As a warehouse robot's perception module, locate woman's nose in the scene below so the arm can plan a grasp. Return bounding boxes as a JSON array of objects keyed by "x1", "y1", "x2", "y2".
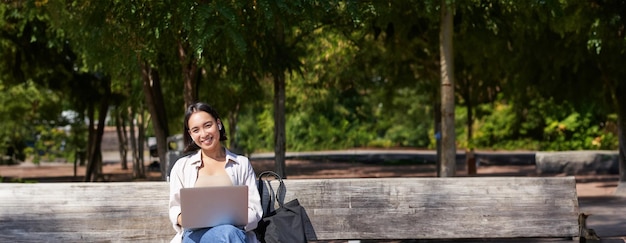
[{"x1": 202, "y1": 126, "x2": 212, "y2": 136}]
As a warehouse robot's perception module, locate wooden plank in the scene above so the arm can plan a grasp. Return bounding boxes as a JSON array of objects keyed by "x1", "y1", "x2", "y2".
[
  {"x1": 268, "y1": 177, "x2": 580, "y2": 240},
  {"x1": 0, "y1": 182, "x2": 171, "y2": 242},
  {"x1": 0, "y1": 177, "x2": 580, "y2": 241}
]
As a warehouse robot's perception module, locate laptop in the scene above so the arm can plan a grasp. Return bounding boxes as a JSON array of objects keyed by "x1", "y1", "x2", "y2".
[{"x1": 180, "y1": 185, "x2": 248, "y2": 229}]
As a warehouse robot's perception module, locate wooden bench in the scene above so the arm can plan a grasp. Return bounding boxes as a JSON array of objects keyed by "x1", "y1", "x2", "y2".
[{"x1": 0, "y1": 177, "x2": 586, "y2": 242}]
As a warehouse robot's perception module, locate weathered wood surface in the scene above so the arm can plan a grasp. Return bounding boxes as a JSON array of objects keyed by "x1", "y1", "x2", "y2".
[
  {"x1": 270, "y1": 177, "x2": 580, "y2": 240},
  {"x1": 0, "y1": 182, "x2": 171, "y2": 243},
  {"x1": 0, "y1": 177, "x2": 580, "y2": 242}
]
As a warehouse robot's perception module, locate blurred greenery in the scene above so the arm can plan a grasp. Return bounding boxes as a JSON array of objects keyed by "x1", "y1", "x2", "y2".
[{"x1": 0, "y1": 0, "x2": 623, "y2": 165}]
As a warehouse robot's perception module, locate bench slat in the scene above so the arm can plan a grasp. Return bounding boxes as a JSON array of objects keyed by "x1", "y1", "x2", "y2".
[
  {"x1": 271, "y1": 177, "x2": 580, "y2": 240},
  {"x1": 0, "y1": 182, "x2": 171, "y2": 242},
  {"x1": 0, "y1": 177, "x2": 580, "y2": 242}
]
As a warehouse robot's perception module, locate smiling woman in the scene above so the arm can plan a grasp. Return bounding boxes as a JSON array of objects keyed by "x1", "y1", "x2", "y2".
[
  {"x1": 183, "y1": 103, "x2": 228, "y2": 153},
  {"x1": 168, "y1": 102, "x2": 262, "y2": 243}
]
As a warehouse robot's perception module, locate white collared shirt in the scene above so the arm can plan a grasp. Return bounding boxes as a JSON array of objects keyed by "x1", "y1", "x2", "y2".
[{"x1": 168, "y1": 149, "x2": 262, "y2": 243}]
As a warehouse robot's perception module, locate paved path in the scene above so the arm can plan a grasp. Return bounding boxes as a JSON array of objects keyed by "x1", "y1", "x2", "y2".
[{"x1": 251, "y1": 149, "x2": 537, "y2": 165}]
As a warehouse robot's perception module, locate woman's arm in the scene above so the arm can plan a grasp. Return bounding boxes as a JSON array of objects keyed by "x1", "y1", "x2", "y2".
[
  {"x1": 242, "y1": 158, "x2": 263, "y2": 232},
  {"x1": 168, "y1": 158, "x2": 186, "y2": 234}
]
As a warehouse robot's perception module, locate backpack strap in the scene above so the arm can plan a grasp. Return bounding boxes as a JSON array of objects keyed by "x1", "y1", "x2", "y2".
[{"x1": 257, "y1": 171, "x2": 286, "y2": 216}]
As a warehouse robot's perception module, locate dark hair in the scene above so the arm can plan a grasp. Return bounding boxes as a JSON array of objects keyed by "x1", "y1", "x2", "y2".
[{"x1": 183, "y1": 102, "x2": 227, "y2": 153}]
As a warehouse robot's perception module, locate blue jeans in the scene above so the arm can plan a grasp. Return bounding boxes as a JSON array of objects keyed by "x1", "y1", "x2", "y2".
[{"x1": 183, "y1": 225, "x2": 247, "y2": 243}]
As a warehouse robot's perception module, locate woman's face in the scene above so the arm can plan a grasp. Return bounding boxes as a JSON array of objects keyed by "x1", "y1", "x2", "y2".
[{"x1": 187, "y1": 111, "x2": 221, "y2": 151}]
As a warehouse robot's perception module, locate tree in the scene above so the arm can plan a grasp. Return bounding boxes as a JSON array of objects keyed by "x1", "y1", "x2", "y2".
[
  {"x1": 241, "y1": 0, "x2": 342, "y2": 177},
  {"x1": 48, "y1": 1, "x2": 177, "y2": 179},
  {"x1": 0, "y1": 1, "x2": 99, "y2": 168},
  {"x1": 578, "y1": 1, "x2": 626, "y2": 194},
  {"x1": 178, "y1": 1, "x2": 265, "y2": 154},
  {"x1": 453, "y1": 1, "x2": 511, "y2": 148},
  {"x1": 439, "y1": 0, "x2": 456, "y2": 177},
  {"x1": 501, "y1": 1, "x2": 625, "y2": 191},
  {"x1": 84, "y1": 75, "x2": 110, "y2": 182}
]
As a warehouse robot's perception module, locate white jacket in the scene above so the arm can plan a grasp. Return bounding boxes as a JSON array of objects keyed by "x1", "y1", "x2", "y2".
[{"x1": 168, "y1": 149, "x2": 262, "y2": 243}]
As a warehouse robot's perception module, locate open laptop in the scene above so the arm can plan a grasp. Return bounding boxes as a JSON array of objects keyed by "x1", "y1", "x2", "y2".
[{"x1": 180, "y1": 185, "x2": 248, "y2": 229}]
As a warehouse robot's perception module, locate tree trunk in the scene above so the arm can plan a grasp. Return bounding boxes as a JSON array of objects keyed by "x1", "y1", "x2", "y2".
[
  {"x1": 77, "y1": 109, "x2": 88, "y2": 167},
  {"x1": 178, "y1": 40, "x2": 198, "y2": 109},
  {"x1": 615, "y1": 81, "x2": 626, "y2": 195},
  {"x1": 128, "y1": 106, "x2": 140, "y2": 178},
  {"x1": 272, "y1": 17, "x2": 287, "y2": 178},
  {"x1": 439, "y1": 0, "x2": 456, "y2": 177},
  {"x1": 433, "y1": 102, "x2": 441, "y2": 177},
  {"x1": 85, "y1": 104, "x2": 95, "y2": 181},
  {"x1": 463, "y1": 78, "x2": 476, "y2": 175},
  {"x1": 85, "y1": 77, "x2": 110, "y2": 182},
  {"x1": 140, "y1": 60, "x2": 170, "y2": 180},
  {"x1": 137, "y1": 110, "x2": 146, "y2": 177},
  {"x1": 115, "y1": 107, "x2": 129, "y2": 170},
  {"x1": 129, "y1": 105, "x2": 146, "y2": 179},
  {"x1": 273, "y1": 71, "x2": 287, "y2": 178},
  {"x1": 128, "y1": 104, "x2": 146, "y2": 178},
  {"x1": 464, "y1": 81, "x2": 473, "y2": 145}
]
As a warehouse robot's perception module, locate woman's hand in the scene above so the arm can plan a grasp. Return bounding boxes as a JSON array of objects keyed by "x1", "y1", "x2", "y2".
[{"x1": 177, "y1": 214, "x2": 182, "y2": 226}]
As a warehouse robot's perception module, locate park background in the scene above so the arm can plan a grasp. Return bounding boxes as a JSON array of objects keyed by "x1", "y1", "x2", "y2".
[
  {"x1": 2, "y1": 1, "x2": 626, "y2": 240},
  {"x1": 0, "y1": 0, "x2": 625, "y2": 189}
]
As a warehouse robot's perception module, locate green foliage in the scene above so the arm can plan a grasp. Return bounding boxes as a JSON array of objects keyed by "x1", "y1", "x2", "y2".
[
  {"x1": 25, "y1": 125, "x2": 69, "y2": 164},
  {"x1": 0, "y1": 176, "x2": 37, "y2": 183},
  {"x1": 0, "y1": 81, "x2": 69, "y2": 164},
  {"x1": 471, "y1": 100, "x2": 542, "y2": 150},
  {"x1": 228, "y1": 1, "x2": 621, "y2": 154},
  {"x1": 1, "y1": 0, "x2": 624, "y2": 162},
  {"x1": 370, "y1": 87, "x2": 433, "y2": 148},
  {"x1": 470, "y1": 97, "x2": 618, "y2": 151},
  {"x1": 0, "y1": 1, "x2": 70, "y2": 87},
  {"x1": 0, "y1": 1, "x2": 95, "y2": 165},
  {"x1": 542, "y1": 111, "x2": 618, "y2": 151},
  {"x1": 285, "y1": 105, "x2": 376, "y2": 151},
  {"x1": 235, "y1": 105, "x2": 275, "y2": 155}
]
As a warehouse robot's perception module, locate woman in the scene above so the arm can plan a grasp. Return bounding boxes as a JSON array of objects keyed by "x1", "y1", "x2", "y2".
[{"x1": 169, "y1": 102, "x2": 262, "y2": 243}]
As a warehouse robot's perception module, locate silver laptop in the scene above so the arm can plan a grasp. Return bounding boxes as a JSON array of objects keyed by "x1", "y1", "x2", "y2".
[{"x1": 180, "y1": 185, "x2": 248, "y2": 229}]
